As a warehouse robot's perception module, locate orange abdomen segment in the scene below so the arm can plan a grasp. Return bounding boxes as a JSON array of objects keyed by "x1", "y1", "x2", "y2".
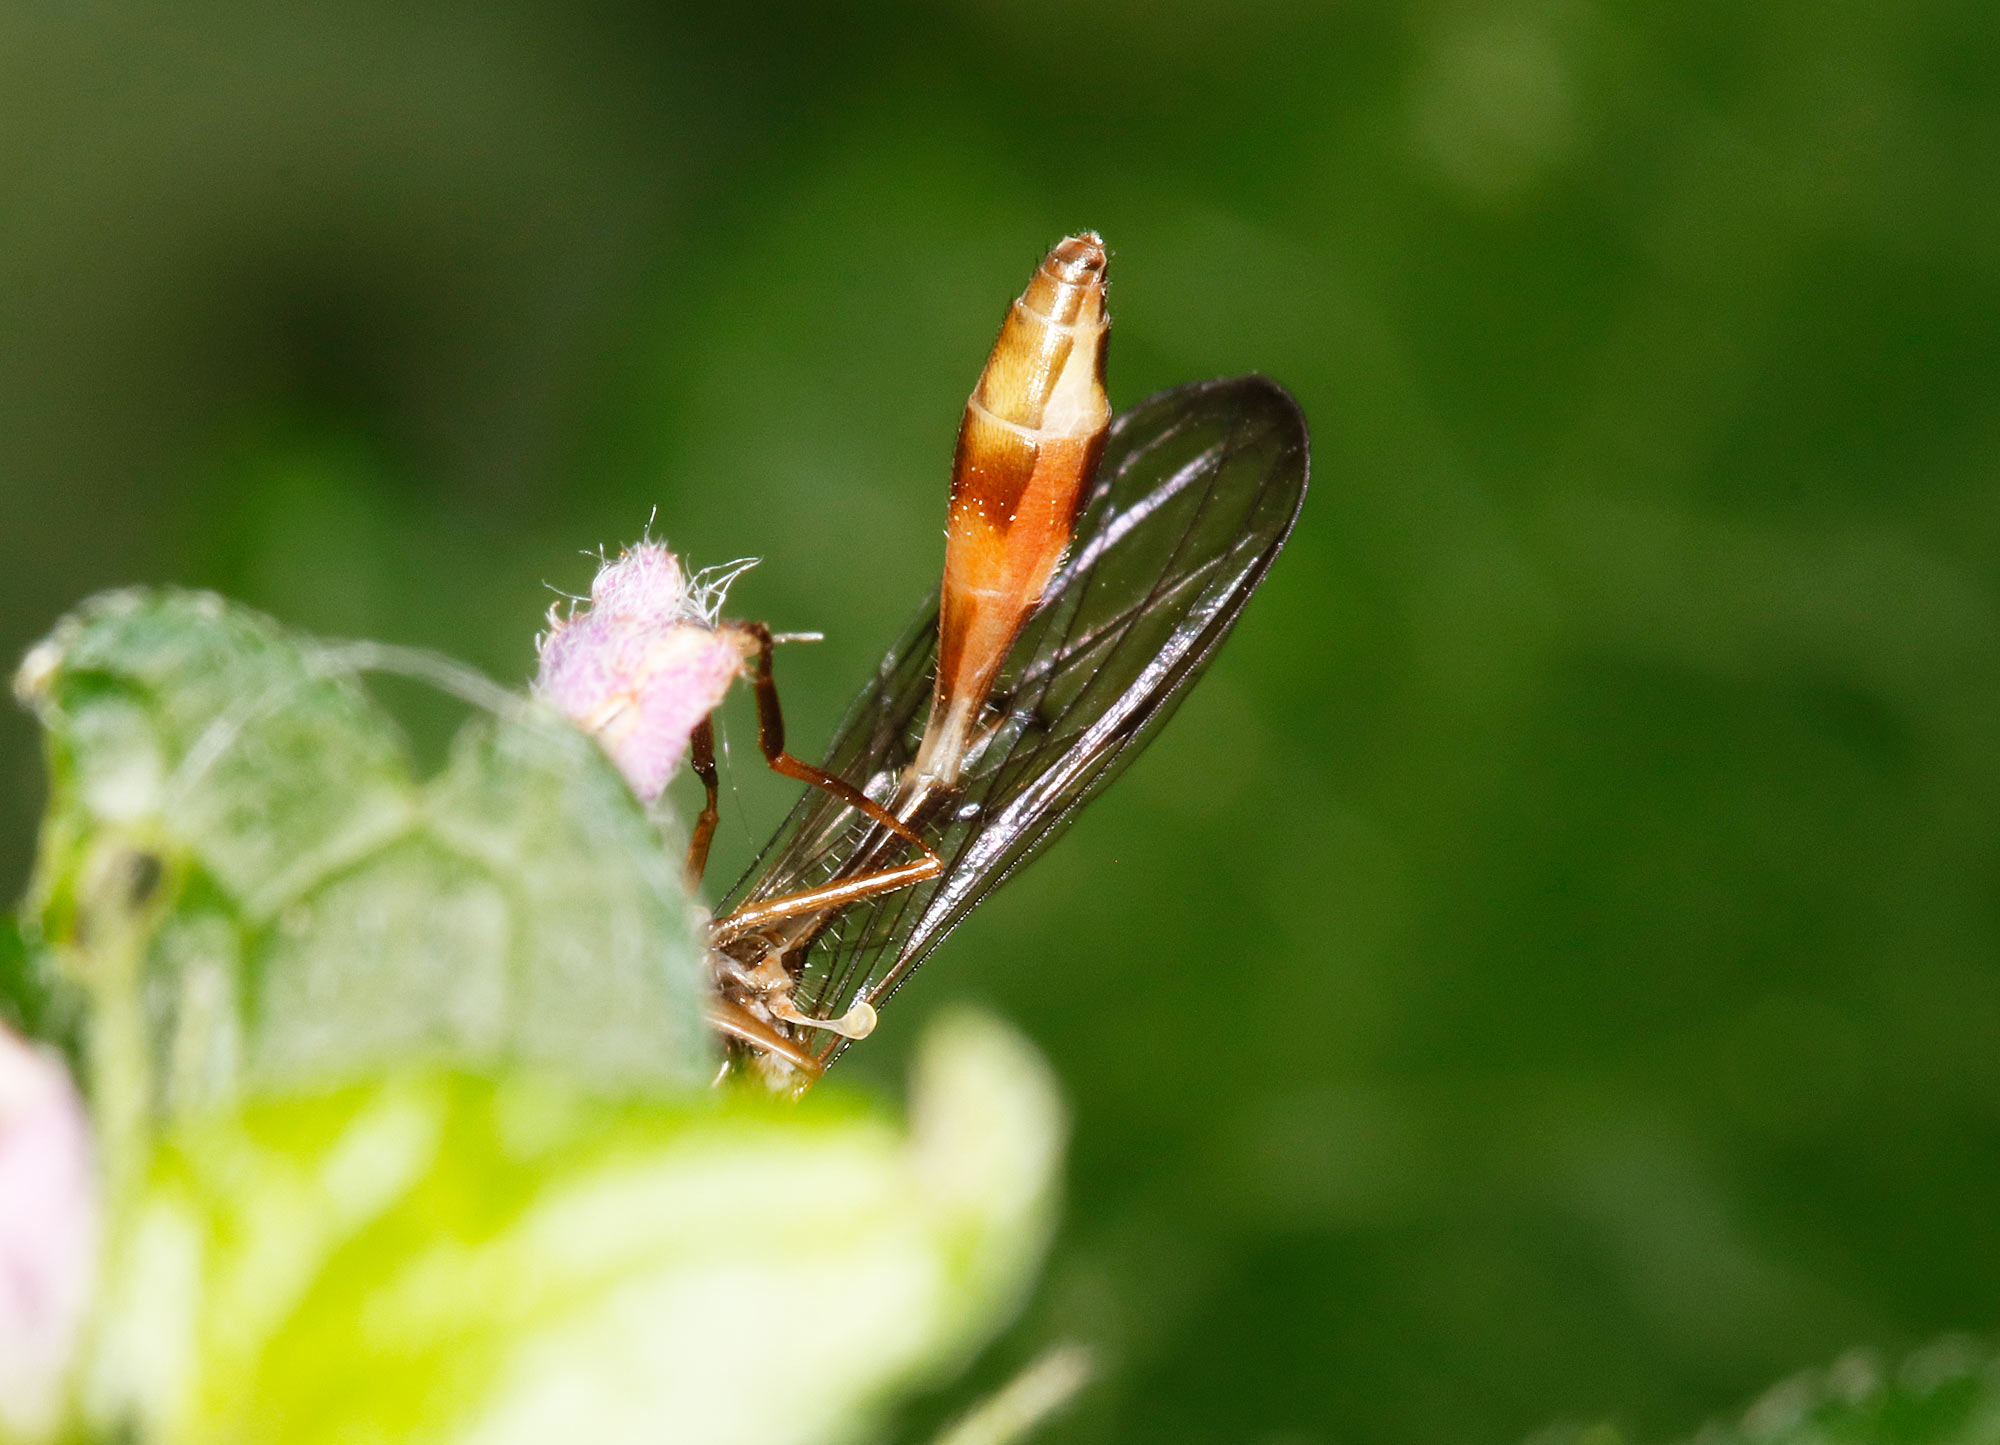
[{"x1": 916, "y1": 233, "x2": 1112, "y2": 785}]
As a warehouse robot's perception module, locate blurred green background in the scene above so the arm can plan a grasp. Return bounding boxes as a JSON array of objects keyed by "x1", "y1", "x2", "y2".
[{"x1": 4, "y1": 3, "x2": 1998, "y2": 1443}]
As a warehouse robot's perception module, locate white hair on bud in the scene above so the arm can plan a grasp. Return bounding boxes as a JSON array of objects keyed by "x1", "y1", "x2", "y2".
[{"x1": 688, "y1": 555, "x2": 761, "y2": 626}]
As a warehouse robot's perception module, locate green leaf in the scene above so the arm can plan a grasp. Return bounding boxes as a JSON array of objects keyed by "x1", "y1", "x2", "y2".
[
  {"x1": 80, "y1": 1011, "x2": 1064, "y2": 1445},
  {"x1": 13, "y1": 589, "x2": 713, "y2": 1124}
]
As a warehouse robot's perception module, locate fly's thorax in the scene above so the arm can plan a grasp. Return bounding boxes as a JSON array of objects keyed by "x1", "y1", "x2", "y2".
[{"x1": 923, "y1": 233, "x2": 1112, "y2": 785}]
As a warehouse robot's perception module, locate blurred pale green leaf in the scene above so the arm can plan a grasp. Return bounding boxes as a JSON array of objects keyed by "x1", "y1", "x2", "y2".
[
  {"x1": 1681, "y1": 1342, "x2": 2000, "y2": 1445},
  {"x1": 926, "y1": 1344, "x2": 1092, "y2": 1445},
  {"x1": 1537, "y1": 1342, "x2": 2000, "y2": 1445},
  {"x1": 12, "y1": 588, "x2": 713, "y2": 1116},
  {"x1": 77, "y1": 1012, "x2": 1062, "y2": 1445}
]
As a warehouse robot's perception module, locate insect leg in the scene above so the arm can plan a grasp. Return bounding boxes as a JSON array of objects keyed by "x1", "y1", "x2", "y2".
[
  {"x1": 704, "y1": 994, "x2": 823, "y2": 1075},
  {"x1": 684, "y1": 714, "x2": 721, "y2": 891},
  {"x1": 708, "y1": 622, "x2": 944, "y2": 946}
]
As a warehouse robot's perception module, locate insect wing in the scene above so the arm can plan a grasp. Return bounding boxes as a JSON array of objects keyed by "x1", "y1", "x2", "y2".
[{"x1": 724, "y1": 375, "x2": 1310, "y2": 1065}]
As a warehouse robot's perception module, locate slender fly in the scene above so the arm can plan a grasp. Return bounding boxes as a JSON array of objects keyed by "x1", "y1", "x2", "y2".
[{"x1": 672, "y1": 232, "x2": 1312, "y2": 1088}]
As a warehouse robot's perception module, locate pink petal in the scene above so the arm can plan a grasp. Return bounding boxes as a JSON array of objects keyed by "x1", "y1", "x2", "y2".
[{"x1": 0, "y1": 1025, "x2": 97, "y2": 1440}]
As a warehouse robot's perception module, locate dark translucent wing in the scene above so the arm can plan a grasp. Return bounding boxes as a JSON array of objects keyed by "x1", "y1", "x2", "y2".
[{"x1": 721, "y1": 375, "x2": 1309, "y2": 1065}]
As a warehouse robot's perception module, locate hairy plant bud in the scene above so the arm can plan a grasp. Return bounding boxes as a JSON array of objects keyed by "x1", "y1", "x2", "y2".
[{"x1": 534, "y1": 542, "x2": 747, "y2": 803}]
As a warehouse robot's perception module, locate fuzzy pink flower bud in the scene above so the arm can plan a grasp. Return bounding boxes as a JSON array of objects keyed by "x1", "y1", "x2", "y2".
[
  {"x1": 535, "y1": 542, "x2": 748, "y2": 803},
  {"x1": 586, "y1": 541, "x2": 693, "y2": 620},
  {"x1": 0, "y1": 1026, "x2": 97, "y2": 1441}
]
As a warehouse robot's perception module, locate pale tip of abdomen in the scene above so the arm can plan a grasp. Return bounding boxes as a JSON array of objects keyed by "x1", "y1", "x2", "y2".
[{"x1": 1045, "y1": 232, "x2": 1107, "y2": 283}]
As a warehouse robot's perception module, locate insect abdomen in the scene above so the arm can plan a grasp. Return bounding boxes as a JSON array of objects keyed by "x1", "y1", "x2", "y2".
[{"x1": 920, "y1": 233, "x2": 1111, "y2": 784}]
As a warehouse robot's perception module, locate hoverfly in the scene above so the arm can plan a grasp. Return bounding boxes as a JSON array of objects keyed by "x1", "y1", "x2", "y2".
[{"x1": 678, "y1": 233, "x2": 1311, "y2": 1088}]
